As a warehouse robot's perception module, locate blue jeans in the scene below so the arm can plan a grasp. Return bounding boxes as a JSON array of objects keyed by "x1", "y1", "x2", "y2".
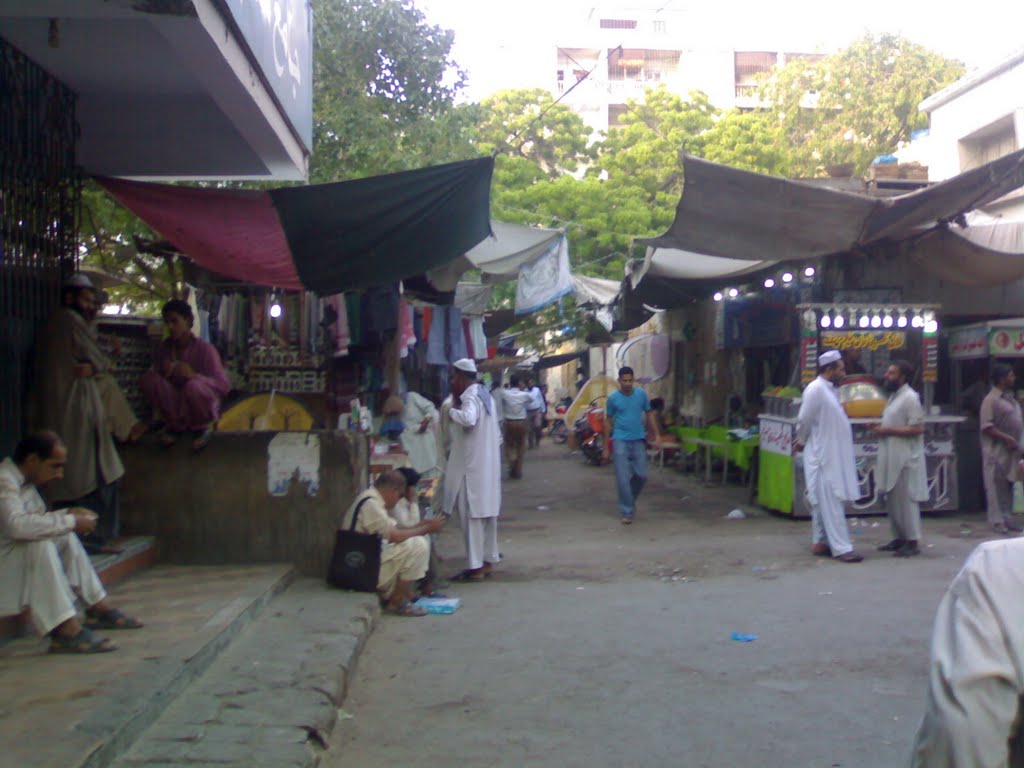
[{"x1": 613, "y1": 439, "x2": 648, "y2": 517}]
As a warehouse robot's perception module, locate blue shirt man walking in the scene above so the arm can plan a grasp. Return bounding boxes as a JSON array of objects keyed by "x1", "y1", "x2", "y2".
[{"x1": 602, "y1": 366, "x2": 660, "y2": 524}]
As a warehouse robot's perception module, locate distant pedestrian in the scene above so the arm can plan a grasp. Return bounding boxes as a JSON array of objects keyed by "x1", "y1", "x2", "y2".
[
  {"x1": 979, "y1": 363, "x2": 1024, "y2": 535},
  {"x1": 871, "y1": 360, "x2": 928, "y2": 557},
  {"x1": 602, "y1": 366, "x2": 659, "y2": 525},
  {"x1": 795, "y1": 350, "x2": 863, "y2": 563},
  {"x1": 526, "y1": 377, "x2": 545, "y2": 448},
  {"x1": 444, "y1": 359, "x2": 503, "y2": 582},
  {"x1": 498, "y1": 375, "x2": 533, "y2": 479}
]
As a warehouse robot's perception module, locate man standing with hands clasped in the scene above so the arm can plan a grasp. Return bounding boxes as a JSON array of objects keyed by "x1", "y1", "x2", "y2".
[
  {"x1": 978, "y1": 362, "x2": 1024, "y2": 535},
  {"x1": 871, "y1": 360, "x2": 929, "y2": 557},
  {"x1": 602, "y1": 366, "x2": 659, "y2": 525},
  {"x1": 795, "y1": 350, "x2": 863, "y2": 563}
]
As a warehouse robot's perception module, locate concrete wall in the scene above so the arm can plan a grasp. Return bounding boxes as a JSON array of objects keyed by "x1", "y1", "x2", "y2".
[{"x1": 119, "y1": 431, "x2": 367, "y2": 577}]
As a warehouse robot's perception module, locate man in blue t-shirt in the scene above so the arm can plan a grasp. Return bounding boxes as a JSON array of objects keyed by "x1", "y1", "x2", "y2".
[{"x1": 602, "y1": 366, "x2": 660, "y2": 524}]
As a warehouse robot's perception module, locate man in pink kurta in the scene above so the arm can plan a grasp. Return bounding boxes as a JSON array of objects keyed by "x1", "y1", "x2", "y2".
[{"x1": 140, "y1": 299, "x2": 230, "y2": 451}]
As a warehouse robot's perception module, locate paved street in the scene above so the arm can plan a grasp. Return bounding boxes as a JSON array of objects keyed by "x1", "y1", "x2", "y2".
[{"x1": 329, "y1": 441, "x2": 992, "y2": 768}]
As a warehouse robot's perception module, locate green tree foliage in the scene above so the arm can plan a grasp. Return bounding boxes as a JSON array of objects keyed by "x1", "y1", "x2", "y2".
[
  {"x1": 311, "y1": 0, "x2": 476, "y2": 181},
  {"x1": 759, "y1": 33, "x2": 964, "y2": 176}
]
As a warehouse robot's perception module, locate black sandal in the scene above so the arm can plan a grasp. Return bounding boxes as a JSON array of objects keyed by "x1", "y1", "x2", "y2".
[
  {"x1": 50, "y1": 627, "x2": 118, "y2": 654},
  {"x1": 85, "y1": 608, "x2": 144, "y2": 630}
]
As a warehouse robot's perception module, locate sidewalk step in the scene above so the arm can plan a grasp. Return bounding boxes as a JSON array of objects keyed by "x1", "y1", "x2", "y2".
[
  {"x1": 0, "y1": 563, "x2": 295, "y2": 768},
  {"x1": 110, "y1": 580, "x2": 379, "y2": 768},
  {"x1": 0, "y1": 536, "x2": 157, "y2": 644}
]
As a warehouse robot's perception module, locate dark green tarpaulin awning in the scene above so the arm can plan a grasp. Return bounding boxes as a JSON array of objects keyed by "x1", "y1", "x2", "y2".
[{"x1": 98, "y1": 157, "x2": 494, "y2": 294}]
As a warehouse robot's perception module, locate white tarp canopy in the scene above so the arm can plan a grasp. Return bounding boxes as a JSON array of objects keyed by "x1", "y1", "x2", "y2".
[{"x1": 427, "y1": 220, "x2": 564, "y2": 291}]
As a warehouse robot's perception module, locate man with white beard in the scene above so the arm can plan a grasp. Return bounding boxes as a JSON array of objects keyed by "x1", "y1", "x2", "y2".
[{"x1": 443, "y1": 358, "x2": 502, "y2": 582}]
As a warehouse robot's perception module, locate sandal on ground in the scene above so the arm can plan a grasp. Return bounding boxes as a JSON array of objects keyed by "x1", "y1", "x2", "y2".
[
  {"x1": 85, "y1": 608, "x2": 144, "y2": 630},
  {"x1": 894, "y1": 544, "x2": 920, "y2": 558},
  {"x1": 191, "y1": 427, "x2": 213, "y2": 452},
  {"x1": 811, "y1": 543, "x2": 831, "y2": 557},
  {"x1": 50, "y1": 627, "x2": 118, "y2": 654},
  {"x1": 835, "y1": 551, "x2": 864, "y2": 563},
  {"x1": 450, "y1": 569, "x2": 486, "y2": 583},
  {"x1": 383, "y1": 602, "x2": 428, "y2": 617},
  {"x1": 157, "y1": 431, "x2": 177, "y2": 448},
  {"x1": 621, "y1": 515, "x2": 633, "y2": 525},
  {"x1": 992, "y1": 523, "x2": 1016, "y2": 535},
  {"x1": 877, "y1": 539, "x2": 905, "y2": 552}
]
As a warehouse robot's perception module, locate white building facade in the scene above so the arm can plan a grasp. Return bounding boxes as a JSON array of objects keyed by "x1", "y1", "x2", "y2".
[{"x1": 553, "y1": 4, "x2": 822, "y2": 133}]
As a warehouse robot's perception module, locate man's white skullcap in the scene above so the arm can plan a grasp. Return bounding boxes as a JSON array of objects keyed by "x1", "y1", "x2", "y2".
[
  {"x1": 453, "y1": 358, "x2": 478, "y2": 374},
  {"x1": 818, "y1": 349, "x2": 842, "y2": 367},
  {"x1": 63, "y1": 272, "x2": 94, "y2": 289}
]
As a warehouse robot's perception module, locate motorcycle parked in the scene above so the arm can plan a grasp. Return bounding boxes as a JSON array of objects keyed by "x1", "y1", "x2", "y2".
[
  {"x1": 547, "y1": 398, "x2": 572, "y2": 444},
  {"x1": 574, "y1": 400, "x2": 607, "y2": 465}
]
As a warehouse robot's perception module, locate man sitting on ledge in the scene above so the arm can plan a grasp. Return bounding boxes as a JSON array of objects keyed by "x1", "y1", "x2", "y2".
[
  {"x1": 340, "y1": 470, "x2": 445, "y2": 617},
  {"x1": 0, "y1": 431, "x2": 143, "y2": 654}
]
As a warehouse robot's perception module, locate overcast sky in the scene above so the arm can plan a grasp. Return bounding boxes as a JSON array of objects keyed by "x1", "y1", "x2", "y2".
[{"x1": 418, "y1": 0, "x2": 1024, "y2": 101}]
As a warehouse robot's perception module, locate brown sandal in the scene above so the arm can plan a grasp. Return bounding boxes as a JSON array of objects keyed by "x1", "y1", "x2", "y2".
[
  {"x1": 835, "y1": 551, "x2": 864, "y2": 563},
  {"x1": 50, "y1": 627, "x2": 118, "y2": 654}
]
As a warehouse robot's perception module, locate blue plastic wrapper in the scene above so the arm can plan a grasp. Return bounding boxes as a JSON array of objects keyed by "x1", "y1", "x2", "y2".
[
  {"x1": 730, "y1": 632, "x2": 758, "y2": 642},
  {"x1": 415, "y1": 597, "x2": 462, "y2": 615}
]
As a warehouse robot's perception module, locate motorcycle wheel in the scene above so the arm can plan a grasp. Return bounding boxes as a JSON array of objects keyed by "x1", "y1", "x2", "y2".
[{"x1": 550, "y1": 420, "x2": 569, "y2": 444}]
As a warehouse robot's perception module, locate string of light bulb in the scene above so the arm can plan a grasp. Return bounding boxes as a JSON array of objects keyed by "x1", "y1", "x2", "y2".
[
  {"x1": 713, "y1": 266, "x2": 816, "y2": 302},
  {"x1": 798, "y1": 303, "x2": 940, "y2": 334}
]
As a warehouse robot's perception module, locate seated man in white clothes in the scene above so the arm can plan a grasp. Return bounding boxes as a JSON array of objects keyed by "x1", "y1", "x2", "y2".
[
  {"x1": 340, "y1": 470, "x2": 445, "y2": 617},
  {"x1": 0, "y1": 431, "x2": 143, "y2": 654}
]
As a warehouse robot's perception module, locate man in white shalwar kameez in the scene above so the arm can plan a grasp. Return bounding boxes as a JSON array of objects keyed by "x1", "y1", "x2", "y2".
[
  {"x1": 910, "y1": 538, "x2": 1024, "y2": 767},
  {"x1": 444, "y1": 358, "x2": 502, "y2": 582},
  {"x1": 872, "y1": 361, "x2": 929, "y2": 558},
  {"x1": 0, "y1": 431, "x2": 142, "y2": 653},
  {"x1": 795, "y1": 350, "x2": 864, "y2": 563}
]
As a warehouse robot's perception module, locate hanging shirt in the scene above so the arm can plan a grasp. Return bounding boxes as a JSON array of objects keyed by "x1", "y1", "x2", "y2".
[{"x1": 796, "y1": 376, "x2": 860, "y2": 503}]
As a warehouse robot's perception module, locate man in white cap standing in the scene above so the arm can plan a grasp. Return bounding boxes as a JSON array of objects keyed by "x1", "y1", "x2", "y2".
[
  {"x1": 795, "y1": 349, "x2": 863, "y2": 563},
  {"x1": 444, "y1": 358, "x2": 503, "y2": 582}
]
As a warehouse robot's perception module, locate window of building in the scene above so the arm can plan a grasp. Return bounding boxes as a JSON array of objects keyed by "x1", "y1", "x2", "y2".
[
  {"x1": 608, "y1": 48, "x2": 680, "y2": 81},
  {"x1": 653, "y1": 19, "x2": 666, "y2": 34},
  {"x1": 958, "y1": 114, "x2": 1019, "y2": 171},
  {"x1": 608, "y1": 104, "x2": 629, "y2": 129},
  {"x1": 600, "y1": 18, "x2": 637, "y2": 29}
]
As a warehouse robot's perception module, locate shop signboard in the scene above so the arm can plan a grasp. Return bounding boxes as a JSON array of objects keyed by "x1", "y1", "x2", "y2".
[
  {"x1": 759, "y1": 417, "x2": 793, "y2": 456},
  {"x1": 989, "y1": 327, "x2": 1024, "y2": 357},
  {"x1": 223, "y1": 0, "x2": 313, "y2": 148},
  {"x1": 820, "y1": 330, "x2": 906, "y2": 352},
  {"x1": 948, "y1": 326, "x2": 989, "y2": 359}
]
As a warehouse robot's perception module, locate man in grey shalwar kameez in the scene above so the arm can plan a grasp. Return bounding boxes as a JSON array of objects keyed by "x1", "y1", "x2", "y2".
[
  {"x1": 872, "y1": 361, "x2": 929, "y2": 558},
  {"x1": 911, "y1": 538, "x2": 1024, "y2": 767}
]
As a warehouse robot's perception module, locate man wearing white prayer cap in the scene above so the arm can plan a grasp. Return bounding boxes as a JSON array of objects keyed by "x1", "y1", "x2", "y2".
[
  {"x1": 443, "y1": 358, "x2": 503, "y2": 581},
  {"x1": 794, "y1": 349, "x2": 863, "y2": 563}
]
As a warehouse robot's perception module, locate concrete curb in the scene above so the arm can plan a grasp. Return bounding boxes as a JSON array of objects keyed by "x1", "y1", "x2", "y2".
[{"x1": 77, "y1": 566, "x2": 297, "y2": 768}]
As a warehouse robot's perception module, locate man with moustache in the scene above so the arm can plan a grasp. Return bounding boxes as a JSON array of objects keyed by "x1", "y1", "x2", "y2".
[
  {"x1": 795, "y1": 349, "x2": 863, "y2": 563},
  {"x1": 871, "y1": 360, "x2": 928, "y2": 558},
  {"x1": 978, "y1": 362, "x2": 1024, "y2": 535}
]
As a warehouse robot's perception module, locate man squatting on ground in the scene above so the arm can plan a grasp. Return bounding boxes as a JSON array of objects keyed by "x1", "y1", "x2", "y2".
[
  {"x1": 0, "y1": 431, "x2": 143, "y2": 653},
  {"x1": 602, "y1": 366, "x2": 660, "y2": 525},
  {"x1": 340, "y1": 470, "x2": 444, "y2": 617},
  {"x1": 444, "y1": 358, "x2": 503, "y2": 582},
  {"x1": 871, "y1": 360, "x2": 928, "y2": 558},
  {"x1": 795, "y1": 349, "x2": 863, "y2": 563}
]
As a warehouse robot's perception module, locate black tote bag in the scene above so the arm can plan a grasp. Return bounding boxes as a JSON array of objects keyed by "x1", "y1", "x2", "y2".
[{"x1": 326, "y1": 497, "x2": 381, "y2": 592}]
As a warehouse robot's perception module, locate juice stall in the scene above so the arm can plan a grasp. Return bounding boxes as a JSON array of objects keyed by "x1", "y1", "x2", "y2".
[{"x1": 758, "y1": 304, "x2": 965, "y2": 518}]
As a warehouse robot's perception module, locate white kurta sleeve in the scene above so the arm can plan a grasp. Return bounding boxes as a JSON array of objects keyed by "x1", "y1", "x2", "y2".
[
  {"x1": 796, "y1": 383, "x2": 821, "y2": 445},
  {"x1": 449, "y1": 391, "x2": 481, "y2": 428},
  {"x1": 0, "y1": 476, "x2": 75, "y2": 541}
]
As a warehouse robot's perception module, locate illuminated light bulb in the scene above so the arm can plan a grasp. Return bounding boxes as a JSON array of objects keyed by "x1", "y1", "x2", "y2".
[
  {"x1": 897, "y1": 313, "x2": 908, "y2": 328},
  {"x1": 833, "y1": 313, "x2": 845, "y2": 328},
  {"x1": 728, "y1": 288, "x2": 739, "y2": 298},
  {"x1": 782, "y1": 272, "x2": 793, "y2": 283},
  {"x1": 764, "y1": 278, "x2": 775, "y2": 288},
  {"x1": 270, "y1": 301, "x2": 282, "y2": 319},
  {"x1": 870, "y1": 313, "x2": 881, "y2": 328},
  {"x1": 804, "y1": 266, "x2": 815, "y2": 277},
  {"x1": 859, "y1": 313, "x2": 869, "y2": 328},
  {"x1": 713, "y1": 291, "x2": 724, "y2": 302},
  {"x1": 882, "y1": 312, "x2": 893, "y2": 328},
  {"x1": 924, "y1": 319, "x2": 938, "y2": 333},
  {"x1": 911, "y1": 315, "x2": 924, "y2": 328},
  {"x1": 820, "y1": 313, "x2": 831, "y2": 328}
]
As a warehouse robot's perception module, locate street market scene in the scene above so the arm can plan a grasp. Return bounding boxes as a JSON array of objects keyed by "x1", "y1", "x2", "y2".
[{"x1": 5, "y1": 1, "x2": 1024, "y2": 766}]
